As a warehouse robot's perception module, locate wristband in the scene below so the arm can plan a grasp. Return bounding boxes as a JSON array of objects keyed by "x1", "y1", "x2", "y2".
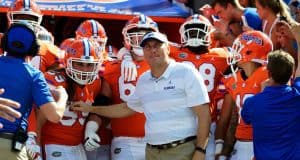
[
  {"x1": 215, "y1": 139, "x2": 224, "y2": 154},
  {"x1": 195, "y1": 146, "x2": 206, "y2": 154}
]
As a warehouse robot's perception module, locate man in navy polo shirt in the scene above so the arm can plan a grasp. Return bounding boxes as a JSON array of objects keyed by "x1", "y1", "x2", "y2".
[
  {"x1": 241, "y1": 24, "x2": 300, "y2": 160},
  {"x1": 0, "y1": 22, "x2": 68, "y2": 159}
]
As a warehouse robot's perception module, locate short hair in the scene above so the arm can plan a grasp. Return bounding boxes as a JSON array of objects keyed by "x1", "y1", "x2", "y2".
[
  {"x1": 267, "y1": 50, "x2": 295, "y2": 84},
  {"x1": 211, "y1": 0, "x2": 240, "y2": 8}
]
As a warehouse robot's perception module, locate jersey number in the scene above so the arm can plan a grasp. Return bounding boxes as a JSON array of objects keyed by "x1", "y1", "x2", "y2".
[
  {"x1": 235, "y1": 94, "x2": 254, "y2": 124},
  {"x1": 60, "y1": 104, "x2": 89, "y2": 126},
  {"x1": 182, "y1": 61, "x2": 216, "y2": 92},
  {"x1": 119, "y1": 76, "x2": 136, "y2": 102}
]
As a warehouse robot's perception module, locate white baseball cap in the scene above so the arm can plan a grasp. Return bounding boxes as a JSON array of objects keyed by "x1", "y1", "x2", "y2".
[{"x1": 140, "y1": 32, "x2": 168, "y2": 47}]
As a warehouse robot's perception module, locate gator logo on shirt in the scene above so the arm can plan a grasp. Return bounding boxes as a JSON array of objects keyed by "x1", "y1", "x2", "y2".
[
  {"x1": 179, "y1": 52, "x2": 188, "y2": 59},
  {"x1": 52, "y1": 151, "x2": 62, "y2": 157},
  {"x1": 232, "y1": 83, "x2": 237, "y2": 90},
  {"x1": 114, "y1": 148, "x2": 122, "y2": 154}
]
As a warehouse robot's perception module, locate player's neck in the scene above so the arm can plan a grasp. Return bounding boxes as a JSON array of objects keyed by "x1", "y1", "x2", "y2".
[
  {"x1": 242, "y1": 62, "x2": 260, "y2": 78},
  {"x1": 187, "y1": 46, "x2": 208, "y2": 54}
]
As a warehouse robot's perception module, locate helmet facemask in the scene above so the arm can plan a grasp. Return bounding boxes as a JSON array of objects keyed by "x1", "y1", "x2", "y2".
[
  {"x1": 227, "y1": 39, "x2": 243, "y2": 66},
  {"x1": 90, "y1": 35, "x2": 107, "y2": 54},
  {"x1": 125, "y1": 28, "x2": 151, "y2": 56},
  {"x1": 66, "y1": 57, "x2": 101, "y2": 85},
  {"x1": 122, "y1": 15, "x2": 158, "y2": 57},
  {"x1": 180, "y1": 23, "x2": 211, "y2": 47}
]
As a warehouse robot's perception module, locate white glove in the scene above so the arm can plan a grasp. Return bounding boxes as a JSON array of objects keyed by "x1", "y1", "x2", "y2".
[
  {"x1": 84, "y1": 121, "x2": 100, "y2": 151},
  {"x1": 26, "y1": 132, "x2": 42, "y2": 160},
  {"x1": 116, "y1": 47, "x2": 128, "y2": 60},
  {"x1": 121, "y1": 52, "x2": 137, "y2": 82}
]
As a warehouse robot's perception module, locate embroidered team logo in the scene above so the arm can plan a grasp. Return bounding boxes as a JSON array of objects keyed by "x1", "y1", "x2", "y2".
[
  {"x1": 232, "y1": 83, "x2": 237, "y2": 90},
  {"x1": 164, "y1": 80, "x2": 175, "y2": 90},
  {"x1": 179, "y1": 52, "x2": 188, "y2": 59},
  {"x1": 114, "y1": 148, "x2": 122, "y2": 154},
  {"x1": 52, "y1": 151, "x2": 62, "y2": 157}
]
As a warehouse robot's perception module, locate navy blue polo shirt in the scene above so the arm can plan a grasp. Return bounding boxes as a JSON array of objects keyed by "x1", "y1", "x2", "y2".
[
  {"x1": 242, "y1": 77, "x2": 300, "y2": 159},
  {"x1": 0, "y1": 56, "x2": 54, "y2": 133}
]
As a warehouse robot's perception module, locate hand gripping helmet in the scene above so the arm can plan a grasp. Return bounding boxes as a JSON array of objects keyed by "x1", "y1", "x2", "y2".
[
  {"x1": 75, "y1": 19, "x2": 107, "y2": 55},
  {"x1": 179, "y1": 14, "x2": 213, "y2": 47},
  {"x1": 122, "y1": 14, "x2": 158, "y2": 56},
  {"x1": 227, "y1": 30, "x2": 273, "y2": 66},
  {"x1": 65, "y1": 38, "x2": 102, "y2": 85}
]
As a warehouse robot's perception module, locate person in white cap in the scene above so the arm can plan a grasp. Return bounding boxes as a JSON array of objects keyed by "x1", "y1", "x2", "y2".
[{"x1": 72, "y1": 31, "x2": 211, "y2": 160}]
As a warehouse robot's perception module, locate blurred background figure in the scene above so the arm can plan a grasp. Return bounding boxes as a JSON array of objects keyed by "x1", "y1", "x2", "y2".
[
  {"x1": 239, "y1": 0, "x2": 255, "y2": 7},
  {"x1": 289, "y1": 0, "x2": 300, "y2": 22},
  {"x1": 173, "y1": 0, "x2": 213, "y2": 13}
]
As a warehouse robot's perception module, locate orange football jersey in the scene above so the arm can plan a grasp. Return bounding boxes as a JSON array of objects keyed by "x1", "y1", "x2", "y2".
[
  {"x1": 103, "y1": 59, "x2": 150, "y2": 137},
  {"x1": 222, "y1": 67, "x2": 268, "y2": 140},
  {"x1": 213, "y1": 81, "x2": 227, "y2": 121},
  {"x1": 27, "y1": 107, "x2": 37, "y2": 134},
  {"x1": 31, "y1": 41, "x2": 64, "y2": 73},
  {"x1": 169, "y1": 45, "x2": 229, "y2": 122},
  {"x1": 41, "y1": 71, "x2": 103, "y2": 146}
]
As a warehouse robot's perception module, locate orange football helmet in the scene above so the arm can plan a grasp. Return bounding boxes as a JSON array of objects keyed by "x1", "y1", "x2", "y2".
[
  {"x1": 60, "y1": 37, "x2": 75, "y2": 53},
  {"x1": 7, "y1": 0, "x2": 42, "y2": 28},
  {"x1": 228, "y1": 30, "x2": 273, "y2": 65},
  {"x1": 122, "y1": 14, "x2": 158, "y2": 56},
  {"x1": 179, "y1": 14, "x2": 213, "y2": 47},
  {"x1": 65, "y1": 38, "x2": 102, "y2": 85},
  {"x1": 75, "y1": 19, "x2": 107, "y2": 54}
]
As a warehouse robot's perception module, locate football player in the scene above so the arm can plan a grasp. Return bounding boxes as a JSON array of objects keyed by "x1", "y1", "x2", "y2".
[
  {"x1": 169, "y1": 14, "x2": 229, "y2": 160},
  {"x1": 118, "y1": 14, "x2": 159, "y2": 82},
  {"x1": 6, "y1": 1, "x2": 64, "y2": 160},
  {"x1": 103, "y1": 14, "x2": 158, "y2": 160},
  {"x1": 31, "y1": 26, "x2": 65, "y2": 72},
  {"x1": 41, "y1": 38, "x2": 110, "y2": 160},
  {"x1": 75, "y1": 19, "x2": 112, "y2": 160},
  {"x1": 215, "y1": 30, "x2": 273, "y2": 160},
  {"x1": 7, "y1": 0, "x2": 64, "y2": 73}
]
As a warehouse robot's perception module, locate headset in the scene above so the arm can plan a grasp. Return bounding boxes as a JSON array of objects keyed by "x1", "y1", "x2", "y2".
[{"x1": 2, "y1": 22, "x2": 39, "y2": 57}]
